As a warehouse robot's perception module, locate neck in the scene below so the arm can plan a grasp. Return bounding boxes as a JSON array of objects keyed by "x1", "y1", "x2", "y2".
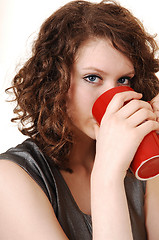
[{"x1": 69, "y1": 130, "x2": 96, "y2": 173}]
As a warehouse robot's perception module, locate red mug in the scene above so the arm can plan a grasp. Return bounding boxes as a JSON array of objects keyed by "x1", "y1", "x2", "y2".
[{"x1": 92, "y1": 86, "x2": 159, "y2": 180}]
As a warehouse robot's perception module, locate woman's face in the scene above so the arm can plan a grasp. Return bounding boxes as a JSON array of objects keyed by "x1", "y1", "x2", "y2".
[{"x1": 67, "y1": 38, "x2": 135, "y2": 139}]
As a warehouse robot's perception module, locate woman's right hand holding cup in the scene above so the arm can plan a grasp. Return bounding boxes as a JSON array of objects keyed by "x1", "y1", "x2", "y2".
[
  {"x1": 92, "y1": 89, "x2": 159, "y2": 182},
  {"x1": 91, "y1": 89, "x2": 159, "y2": 240}
]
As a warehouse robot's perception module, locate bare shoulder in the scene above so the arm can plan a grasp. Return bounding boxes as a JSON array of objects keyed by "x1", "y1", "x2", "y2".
[
  {"x1": 0, "y1": 160, "x2": 68, "y2": 240},
  {"x1": 145, "y1": 176, "x2": 159, "y2": 240},
  {"x1": 0, "y1": 160, "x2": 46, "y2": 198}
]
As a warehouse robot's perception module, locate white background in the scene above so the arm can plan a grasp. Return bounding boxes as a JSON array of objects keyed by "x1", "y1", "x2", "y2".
[{"x1": 0, "y1": 0, "x2": 159, "y2": 152}]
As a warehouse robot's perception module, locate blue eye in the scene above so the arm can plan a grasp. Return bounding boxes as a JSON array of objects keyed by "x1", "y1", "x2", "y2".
[
  {"x1": 84, "y1": 74, "x2": 102, "y2": 84},
  {"x1": 117, "y1": 77, "x2": 131, "y2": 86}
]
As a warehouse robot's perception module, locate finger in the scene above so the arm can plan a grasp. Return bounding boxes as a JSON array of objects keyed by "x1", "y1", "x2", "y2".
[
  {"x1": 118, "y1": 99, "x2": 153, "y2": 119},
  {"x1": 128, "y1": 108, "x2": 156, "y2": 127},
  {"x1": 106, "y1": 91, "x2": 142, "y2": 115},
  {"x1": 137, "y1": 120, "x2": 159, "y2": 137},
  {"x1": 151, "y1": 101, "x2": 159, "y2": 111},
  {"x1": 154, "y1": 110, "x2": 159, "y2": 121},
  {"x1": 150, "y1": 93, "x2": 159, "y2": 105}
]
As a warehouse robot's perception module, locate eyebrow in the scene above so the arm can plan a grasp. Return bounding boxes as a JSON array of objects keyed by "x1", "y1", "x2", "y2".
[
  {"x1": 82, "y1": 67, "x2": 106, "y2": 75},
  {"x1": 82, "y1": 67, "x2": 135, "y2": 76}
]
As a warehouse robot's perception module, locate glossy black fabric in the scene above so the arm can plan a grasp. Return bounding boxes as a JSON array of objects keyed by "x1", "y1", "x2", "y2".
[{"x1": 0, "y1": 139, "x2": 147, "y2": 239}]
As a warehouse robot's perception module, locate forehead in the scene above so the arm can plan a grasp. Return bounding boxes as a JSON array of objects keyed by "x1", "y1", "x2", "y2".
[{"x1": 74, "y1": 38, "x2": 134, "y2": 71}]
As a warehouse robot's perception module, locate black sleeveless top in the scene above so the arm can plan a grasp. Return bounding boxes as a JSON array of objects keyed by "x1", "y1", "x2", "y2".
[{"x1": 0, "y1": 139, "x2": 147, "y2": 239}]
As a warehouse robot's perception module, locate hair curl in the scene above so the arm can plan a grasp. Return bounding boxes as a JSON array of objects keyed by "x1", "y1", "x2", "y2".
[{"x1": 8, "y1": 0, "x2": 159, "y2": 170}]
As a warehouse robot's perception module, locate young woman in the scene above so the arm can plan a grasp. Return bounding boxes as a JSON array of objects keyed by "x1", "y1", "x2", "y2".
[{"x1": 0, "y1": 1, "x2": 159, "y2": 239}]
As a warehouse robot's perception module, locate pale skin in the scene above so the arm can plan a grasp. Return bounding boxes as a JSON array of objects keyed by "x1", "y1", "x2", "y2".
[{"x1": 0, "y1": 38, "x2": 159, "y2": 239}]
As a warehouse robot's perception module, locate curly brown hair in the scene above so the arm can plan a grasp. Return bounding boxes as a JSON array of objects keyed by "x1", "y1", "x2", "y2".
[{"x1": 8, "y1": 0, "x2": 159, "y2": 170}]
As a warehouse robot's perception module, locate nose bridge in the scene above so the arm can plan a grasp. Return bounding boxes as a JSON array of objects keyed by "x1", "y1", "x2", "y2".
[
  {"x1": 94, "y1": 78, "x2": 117, "y2": 103},
  {"x1": 100, "y1": 79, "x2": 117, "y2": 95}
]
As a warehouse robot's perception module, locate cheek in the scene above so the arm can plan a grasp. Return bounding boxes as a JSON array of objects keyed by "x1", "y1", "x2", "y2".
[{"x1": 67, "y1": 86, "x2": 95, "y2": 119}]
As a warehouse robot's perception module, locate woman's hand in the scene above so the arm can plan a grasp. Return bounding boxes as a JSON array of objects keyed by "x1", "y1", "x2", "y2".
[
  {"x1": 93, "y1": 90, "x2": 159, "y2": 180},
  {"x1": 91, "y1": 90, "x2": 157, "y2": 240},
  {"x1": 91, "y1": 90, "x2": 159, "y2": 239},
  {"x1": 150, "y1": 93, "x2": 159, "y2": 133}
]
